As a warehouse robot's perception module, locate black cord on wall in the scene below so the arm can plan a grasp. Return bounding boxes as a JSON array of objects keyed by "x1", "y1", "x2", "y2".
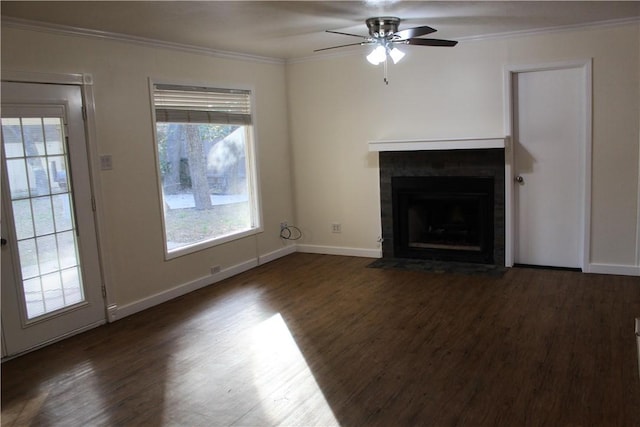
[{"x1": 280, "y1": 225, "x2": 302, "y2": 240}]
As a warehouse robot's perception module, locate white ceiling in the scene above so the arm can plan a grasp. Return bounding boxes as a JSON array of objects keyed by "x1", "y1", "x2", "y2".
[{"x1": 2, "y1": 1, "x2": 640, "y2": 60}]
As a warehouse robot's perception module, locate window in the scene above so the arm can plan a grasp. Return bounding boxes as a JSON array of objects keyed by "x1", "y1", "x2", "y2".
[{"x1": 151, "y1": 83, "x2": 261, "y2": 257}]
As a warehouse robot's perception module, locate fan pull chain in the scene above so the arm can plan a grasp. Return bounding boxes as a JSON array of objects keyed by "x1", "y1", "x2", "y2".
[{"x1": 383, "y1": 56, "x2": 389, "y2": 85}]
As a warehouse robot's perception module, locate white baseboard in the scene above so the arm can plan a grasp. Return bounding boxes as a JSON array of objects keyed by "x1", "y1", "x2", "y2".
[
  {"x1": 296, "y1": 244, "x2": 382, "y2": 258},
  {"x1": 108, "y1": 244, "x2": 301, "y2": 322},
  {"x1": 259, "y1": 244, "x2": 297, "y2": 265},
  {"x1": 587, "y1": 263, "x2": 640, "y2": 276},
  {"x1": 107, "y1": 244, "x2": 638, "y2": 324},
  {"x1": 110, "y1": 258, "x2": 258, "y2": 322}
]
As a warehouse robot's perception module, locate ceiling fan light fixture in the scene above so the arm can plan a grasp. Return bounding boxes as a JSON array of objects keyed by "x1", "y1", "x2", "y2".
[
  {"x1": 366, "y1": 45, "x2": 387, "y2": 65},
  {"x1": 388, "y1": 46, "x2": 405, "y2": 64},
  {"x1": 317, "y1": 16, "x2": 457, "y2": 84}
]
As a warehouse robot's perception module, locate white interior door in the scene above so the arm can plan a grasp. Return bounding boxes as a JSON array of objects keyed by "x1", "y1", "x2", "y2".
[
  {"x1": 513, "y1": 67, "x2": 585, "y2": 269},
  {"x1": 1, "y1": 81, "x2": 105, "y2": 357}
]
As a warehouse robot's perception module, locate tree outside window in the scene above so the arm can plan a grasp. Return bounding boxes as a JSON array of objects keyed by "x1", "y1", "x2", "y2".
[{"x1": 152, "y1": 84, "x2": 260, "y2": 256}]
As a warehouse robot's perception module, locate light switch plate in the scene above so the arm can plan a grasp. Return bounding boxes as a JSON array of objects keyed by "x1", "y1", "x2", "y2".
[{"x1": 100, "y1": 155, "x2": 113, "y2": 170}]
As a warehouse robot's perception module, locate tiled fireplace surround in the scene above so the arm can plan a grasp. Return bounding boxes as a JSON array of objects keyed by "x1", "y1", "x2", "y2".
[{"x1": 378, "y1": 148, "x2": 505, "y2": 266}]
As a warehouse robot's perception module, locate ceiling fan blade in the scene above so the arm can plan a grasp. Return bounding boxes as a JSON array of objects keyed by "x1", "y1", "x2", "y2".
[
  {"x1": 326, "y1": 30, "x2": 366, "y2": 38},
  {"x1": 394, "y1": 25, "x2": 437, "y2": 40},
  {"x1": 314, "y1": 42, "x2": 364, "y2": 52},
  {"x1": 406, "y1": 38, "x2": 458, "y2": 47}
]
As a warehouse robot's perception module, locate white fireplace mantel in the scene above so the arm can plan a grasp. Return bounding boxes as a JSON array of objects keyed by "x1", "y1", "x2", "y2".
[{"x1": 368, "y1": 137, "x2": 507, "y2": 152}]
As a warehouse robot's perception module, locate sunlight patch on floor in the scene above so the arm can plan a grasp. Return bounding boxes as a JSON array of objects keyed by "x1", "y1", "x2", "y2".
[
  {"x1": 248, "y1": 313, "x2": 340, "y2": 426},
  {"x1": 162, "y1": 304, "x2": 340, "y2": 426},
  {"x1": 1, "y1": 388, "x2": 50, "y2": 426}
]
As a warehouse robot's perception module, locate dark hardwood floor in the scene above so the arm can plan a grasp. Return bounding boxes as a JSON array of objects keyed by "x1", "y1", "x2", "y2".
[{"x1": 2, "y1": 253, "x2": 640, "y2": 426}]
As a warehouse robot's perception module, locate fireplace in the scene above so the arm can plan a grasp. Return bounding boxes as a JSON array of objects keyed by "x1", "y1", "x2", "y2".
[
  {"x1": 392, "y1": 176, "x2": 494, "y2": 263},
  {"x1": 379, "y1": 149, "x2": 505, "y2": 266}
]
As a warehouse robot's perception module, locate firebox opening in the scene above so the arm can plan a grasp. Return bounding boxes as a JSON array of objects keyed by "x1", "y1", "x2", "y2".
[
  {"x1": 393, "y1": 176, "x2": 494, "y2": 264},
  {"x1": 408, "y1": 197, "x2": 482, "y2": 251}
]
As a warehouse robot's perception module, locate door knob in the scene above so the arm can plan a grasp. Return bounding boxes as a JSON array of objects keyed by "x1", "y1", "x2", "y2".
[
  {"x1": 515, "y1": 176, "x2": 524, "y2": 183},
  {"x1": 1, "y1": 238, "x2": 7, "y2": 246}
]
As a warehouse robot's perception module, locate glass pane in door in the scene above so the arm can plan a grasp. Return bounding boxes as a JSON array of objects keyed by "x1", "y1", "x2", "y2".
[{"x1": 1, "y1": 117, "x2": 85, "y2": 320}]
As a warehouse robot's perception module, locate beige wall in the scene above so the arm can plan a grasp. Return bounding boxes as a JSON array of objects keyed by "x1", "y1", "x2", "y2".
[
  {"x1": 1, "y1": 27, "x2": 295, "y2": 307},
  {"x1": 2, "y1": 20, "x2": 639, "y2": 315},
  {"x1": 287, "y1": 23, "x2": 640, "y2": 269}
]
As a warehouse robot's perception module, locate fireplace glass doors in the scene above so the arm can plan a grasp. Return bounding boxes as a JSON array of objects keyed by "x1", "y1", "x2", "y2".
[{"x1": 392, "y1": 176, "x2": 494, "y2": 264}]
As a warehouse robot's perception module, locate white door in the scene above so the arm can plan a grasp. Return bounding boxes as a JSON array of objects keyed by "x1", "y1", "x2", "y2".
[
  {"x1": 1, "y1": 82, "x2": 105, "y2": 357},
  {"x1": 513, "y1": 67, "x2": 585, "y2": 269}
]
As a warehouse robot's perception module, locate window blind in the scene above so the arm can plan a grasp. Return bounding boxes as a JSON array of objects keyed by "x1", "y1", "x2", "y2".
[{"x1": 153, "y1": 84, "x2": 252, "y2": 125}]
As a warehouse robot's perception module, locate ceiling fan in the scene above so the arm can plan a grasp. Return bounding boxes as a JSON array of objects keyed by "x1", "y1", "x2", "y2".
[{"x1": 315, "y1": 17, "x2": 458, "y2": 84}]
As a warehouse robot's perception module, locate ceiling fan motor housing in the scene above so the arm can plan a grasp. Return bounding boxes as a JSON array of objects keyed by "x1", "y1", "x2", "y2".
[{"x1": 366, "y1": 17, "x2": 401, "y2": 38}]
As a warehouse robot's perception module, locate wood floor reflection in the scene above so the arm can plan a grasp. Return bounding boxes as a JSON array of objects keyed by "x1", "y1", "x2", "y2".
[{"x1": 2, "y1": 253, "x2": 640, "y2": 426}]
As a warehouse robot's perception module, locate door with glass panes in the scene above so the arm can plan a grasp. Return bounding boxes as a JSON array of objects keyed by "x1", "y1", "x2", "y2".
[{"x1": 1, "y1": 81, "x2": 105, "y2": 357}]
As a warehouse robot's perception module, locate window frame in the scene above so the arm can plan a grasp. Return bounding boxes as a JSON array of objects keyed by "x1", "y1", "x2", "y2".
[{"x1": 149, "y1": 78, "x2": 263, "y2": 260}]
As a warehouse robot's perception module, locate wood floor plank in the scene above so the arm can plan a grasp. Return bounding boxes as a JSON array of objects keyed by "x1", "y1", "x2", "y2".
[{"x1": 2, "y1": 253, "x2": 639, "y2": 426}]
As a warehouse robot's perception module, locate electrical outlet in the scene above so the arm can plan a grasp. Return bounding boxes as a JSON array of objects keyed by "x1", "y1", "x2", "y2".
[
  {"x1": 331, "y1": 223, "x2": 342, "y2": 233},
  {"x1": 210, "y1": 265, "x2": 221, "y2": 274}
]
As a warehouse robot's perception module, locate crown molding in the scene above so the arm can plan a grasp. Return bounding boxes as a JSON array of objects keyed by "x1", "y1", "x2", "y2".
[
  {"x1": 3, "y1": 14, "x2": 638, "y2": 66},
  {"x1": 455, "y1": 16, "x2": 640, "y2": 43},
  {"x1": 291, "y1": 16, "x2": 640, "y2": 64},
  {"x1": 1, "y1": 16, "x2": 285, "y2": 65}
]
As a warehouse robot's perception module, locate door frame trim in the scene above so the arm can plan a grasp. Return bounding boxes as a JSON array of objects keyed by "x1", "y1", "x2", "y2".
[
  {"x1": 2, "y1": 70, "x2": 115, "y2": 317},
  {"x1": 503, "y1": 59, "x2": 593, "y2": 270}
]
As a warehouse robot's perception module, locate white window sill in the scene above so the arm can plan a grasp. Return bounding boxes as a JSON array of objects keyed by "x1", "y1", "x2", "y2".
[{"x1": 165, "y1": 226, "x2": 263, "y2": 260}]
